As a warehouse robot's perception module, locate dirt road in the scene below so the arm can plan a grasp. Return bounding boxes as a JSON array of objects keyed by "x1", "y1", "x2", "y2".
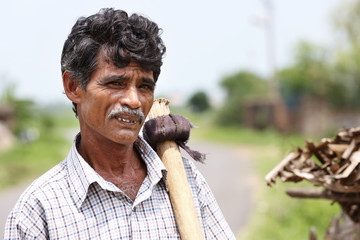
[
  {"x1": 185, "y1": 140, "x2": 256, "y2": 236},
  {"x1": 0, "y1": 141, "x2": 255, "y2": 238}
]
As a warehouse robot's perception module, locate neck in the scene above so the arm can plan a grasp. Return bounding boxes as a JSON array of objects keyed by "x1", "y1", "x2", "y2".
[
  {"x1": 77, "y1": 132, "x2": 142, "y2": 174},
  {"x1": 77, "y1": 132, "x2": 147, "y2": 201},
  {"x1": 77, "y1": 135, "x2": 138, "y2": 171}
]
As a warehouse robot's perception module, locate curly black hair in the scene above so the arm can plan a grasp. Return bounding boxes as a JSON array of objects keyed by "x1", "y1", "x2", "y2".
[{"x1": 61, "y1": 8, "x2": 166, "y2": 116}]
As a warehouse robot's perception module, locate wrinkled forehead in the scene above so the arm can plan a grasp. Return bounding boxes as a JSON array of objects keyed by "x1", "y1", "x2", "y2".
[
  {"x1": 96, "y1": 44, "x2": 159, "y2": 81},
  {"x1": 92, "y1": 52, "x2": 154, "y2": 80}
]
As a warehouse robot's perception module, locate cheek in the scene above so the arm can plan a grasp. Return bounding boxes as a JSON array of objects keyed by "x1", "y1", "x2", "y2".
[
  {"x1": 142, "y1": 94, "x2": 154, "y2": 115},
  {"x1": 140, "y1": 90, "x2": 154, "y2": 103},
  {"x1": 83, "y1": 92, "x2": 112, "y2": 118},
  {"x1": 81, "y1": 100, "x2": 100, "y2": 122}
]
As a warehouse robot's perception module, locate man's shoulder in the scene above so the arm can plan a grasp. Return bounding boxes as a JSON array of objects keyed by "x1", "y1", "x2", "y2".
[
  {"x1": 182, "y1": 157, "x2": 215, "y2": 205},
  {"x1": 15, "y1": 160, "x2": 68, "y2": 207},
  {"x1": 182, "y1": 157, "x2": 201, "y2": 178},
  {"x1": 182, "y1": 157, "x2": 206, "y2": 188},
  {"x1": 5, "y1": 161, "x2": 69, "y2": 238},
  {"x1": 31, "y1": 160, "x2": 67, "y2": 188}
]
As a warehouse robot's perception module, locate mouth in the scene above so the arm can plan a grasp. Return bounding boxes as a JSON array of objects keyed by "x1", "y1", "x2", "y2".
[
  {"x1": 112, "y1": 113, "x2": 143, "y2": 126},
  {"x1": 108, "y1": 106, "x2": 145, "y2": 125},
  {"x1": 116, "y1": 116, "x2": 140, "y2": 125}
]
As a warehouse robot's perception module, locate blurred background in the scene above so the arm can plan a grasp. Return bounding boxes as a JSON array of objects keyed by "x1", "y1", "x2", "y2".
[{"x1": 1, "y1": 0, "x2": 359, "y2": 239}]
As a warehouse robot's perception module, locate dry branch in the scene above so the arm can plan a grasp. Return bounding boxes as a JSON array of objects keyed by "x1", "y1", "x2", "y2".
[
  {"x1": 266, "y1": 127, "x2": 360, "y2": 222},
  {"x1": 286, "y1": 188, "x2": 360, "y2": 203}
]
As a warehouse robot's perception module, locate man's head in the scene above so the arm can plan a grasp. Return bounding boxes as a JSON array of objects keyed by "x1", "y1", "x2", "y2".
[{"x1": 61, "y1": 8, "x2": 166, "y2": 116}]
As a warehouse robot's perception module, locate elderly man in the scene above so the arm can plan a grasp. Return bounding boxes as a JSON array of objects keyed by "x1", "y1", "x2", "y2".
[{"x1": 5, "y1": 8, "x2": 235, "y2": 239}]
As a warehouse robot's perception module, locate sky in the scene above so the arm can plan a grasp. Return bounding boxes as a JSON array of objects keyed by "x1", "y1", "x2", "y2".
[{"x1": 0, "y1": 0, "x2": 341, "y2": 106}]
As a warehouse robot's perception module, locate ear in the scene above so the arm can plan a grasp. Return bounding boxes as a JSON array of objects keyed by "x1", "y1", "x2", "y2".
[{"x1": 62, "y1": 71, "x2": 82, "y2": 104}]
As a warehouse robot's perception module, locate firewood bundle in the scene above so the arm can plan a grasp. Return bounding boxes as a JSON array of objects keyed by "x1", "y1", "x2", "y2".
[{"x1": 265, "y1": 127, "x2": 360, "y2": 222}]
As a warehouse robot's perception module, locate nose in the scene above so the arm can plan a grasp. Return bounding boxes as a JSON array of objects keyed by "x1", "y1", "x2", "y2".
[{"x1": 120, "y1": 86, "x2": 141, "y2": 109}]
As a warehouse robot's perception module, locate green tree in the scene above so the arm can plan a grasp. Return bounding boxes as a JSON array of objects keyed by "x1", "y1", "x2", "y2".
[
  {"x1": 277, "y1": 41, "x2": 338, "y2": 108},
  {"x1": 187, "y1": 91, "x2": 211, "y2": 113},
  {"x1": 276, "y1": 1, "x2": 360, "y2": 110},
  {"x1": 329, "y1": 47, "x2": 360, "y2": 108},
  {"x1": 332, "y1": 0, "x2": 360, "y2": 48},
  {"x1": 330, "y1": 0, "x2": 360, "y2": 108},
  {"x1": 217, "y1": 71, "x2": 268, "y2": 125}
]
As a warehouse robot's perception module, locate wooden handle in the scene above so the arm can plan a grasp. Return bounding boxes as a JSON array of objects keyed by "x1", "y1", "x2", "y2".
[{"x1": 148, "y1": 98, "x2": 204, "y2": 240}]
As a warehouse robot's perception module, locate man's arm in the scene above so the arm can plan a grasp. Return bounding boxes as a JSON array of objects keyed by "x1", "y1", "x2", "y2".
[
  {"x1": 199, "y1": 178, "x2": 236, "y2": 239},
  {"x1": 4, "y1": 196, "x2": 48, "y2": 240},
  {"x1": 184, "y1": 158, "x2": 236, "y2": 240}
]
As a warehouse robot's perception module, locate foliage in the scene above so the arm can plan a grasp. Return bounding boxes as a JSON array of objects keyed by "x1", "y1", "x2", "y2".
[
  {"x1": 216, "y1": 71, "x2": 268, "y2": 126},
  {"x1": 331, "y1": 0, "x2": 360, "y2": 48},
  {"x1": 330, "y1": 47, "x2": 360, "y2": 108},
  {"x1": 328, "y1": 0, "x2": 360, "y2": 108},
  {"x1": 277, "y1": 39, "x2": 360, "y2": 109},
  {"x1": 276, "y1": 0, "x2": 360, "y2": 110},
  {"x1": 187, "y1": 91, "x2": 211, "y2": 113},
  {"x1": 277, "y1": 41, "x2": 334, "y2": 109}
]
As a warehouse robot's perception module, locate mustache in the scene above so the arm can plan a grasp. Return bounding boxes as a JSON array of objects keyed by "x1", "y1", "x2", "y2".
[{"x1": 108, "y1": 106, "x2": 145, "y2": 124}]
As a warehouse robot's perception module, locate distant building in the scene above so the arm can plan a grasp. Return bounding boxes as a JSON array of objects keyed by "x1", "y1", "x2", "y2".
[
  {"x1": 243, "y1": 96, "x2": 360, "y2": 136},
  {"x1": 0, "y1": 104, "x2": 16, "y2": 151},
  {"x1": 0, "y1": 104, "x2": 15, "y2": 129}
]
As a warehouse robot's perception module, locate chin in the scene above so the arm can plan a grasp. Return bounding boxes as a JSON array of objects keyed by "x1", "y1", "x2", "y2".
[{"x1": 110, "y1": 131, "x2": 139, "y2": 145}]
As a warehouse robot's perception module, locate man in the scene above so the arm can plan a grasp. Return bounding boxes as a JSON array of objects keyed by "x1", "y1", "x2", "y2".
[{"x1": 5, "y1": 8, "x2": 235, "y2": 239}]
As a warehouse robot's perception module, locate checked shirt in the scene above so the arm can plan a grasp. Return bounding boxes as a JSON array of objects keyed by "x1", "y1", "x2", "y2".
[{"x1": 4, "y1": 134, "x2": 235, "y2": 239}]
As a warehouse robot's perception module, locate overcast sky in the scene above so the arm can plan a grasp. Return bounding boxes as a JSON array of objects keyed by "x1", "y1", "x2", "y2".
[{"x1": 0, "y1": 0, "x2": 341, "y2": 105}]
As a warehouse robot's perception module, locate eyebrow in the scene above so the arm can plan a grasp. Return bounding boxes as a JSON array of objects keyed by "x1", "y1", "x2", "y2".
[
  {"x1": 141, "y1": 77, "x2": 156, "y2": 87},
  {"x1": 100, "y1": 75, "x2": 155, "y2": 86},
  {"x1": 100, "y1": 75, "x2": 128, "y2": 83}
]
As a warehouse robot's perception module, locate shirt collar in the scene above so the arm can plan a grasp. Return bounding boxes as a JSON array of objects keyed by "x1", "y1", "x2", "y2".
[{"x1": 66, "y1": 133, "x2": 168, "y2": 209}]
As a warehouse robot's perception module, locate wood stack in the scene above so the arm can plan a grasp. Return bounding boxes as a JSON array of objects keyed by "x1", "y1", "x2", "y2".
[{"x1": 266, "y1": 127, "x2": 360, "y2": 238}]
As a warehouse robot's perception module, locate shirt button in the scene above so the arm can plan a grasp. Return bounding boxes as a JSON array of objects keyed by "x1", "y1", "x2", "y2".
[{"x1": 132, "y1": 207, "x2": 136, "y2": 212}]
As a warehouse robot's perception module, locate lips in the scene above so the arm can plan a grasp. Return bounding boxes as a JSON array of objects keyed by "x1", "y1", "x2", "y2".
[
  {"x1": 114, "y1": 114, "x2": 141, "y2": 125},
  {"x1": 116, "y1": 116, "x2": 139, "y2": 124},
  {"x1": 108, "y1": 106, "x2": 145, "y2": 124}
]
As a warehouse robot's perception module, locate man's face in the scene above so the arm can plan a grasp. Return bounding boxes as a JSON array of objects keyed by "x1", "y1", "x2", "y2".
[{"x1": 77, "y1": 56, "x2": 155, "y2": 146}]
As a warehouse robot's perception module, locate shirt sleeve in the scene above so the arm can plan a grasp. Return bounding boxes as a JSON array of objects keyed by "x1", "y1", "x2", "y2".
[
  {"x1": 200, "y1": 178, "x2": 236, "y2": 239},
  {"x1": 184, "y1": 159, "x2": 236, "y2": 240},
  {"x1": 4, "y1": 195, "x2": 48, "y2": 240}
]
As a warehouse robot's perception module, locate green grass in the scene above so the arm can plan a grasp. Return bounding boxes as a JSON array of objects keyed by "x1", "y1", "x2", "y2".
[
  {"x1": 0, "y1": 109, "x2": 78, "y2": 190},
  {"x1": 172, "y1": 108, "x2": 341, "y2": 240},
  {"x1": 0, "y1": 130, "x2": 70, "y2": 188}
]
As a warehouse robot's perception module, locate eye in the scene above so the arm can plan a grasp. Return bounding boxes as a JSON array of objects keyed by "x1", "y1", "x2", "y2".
[
  {"x1": 108, "y1": 81, "x2": 124, "y2": 87},
  {"x1": 139, "y1": 84, "x2": 154, "y2": 91}
]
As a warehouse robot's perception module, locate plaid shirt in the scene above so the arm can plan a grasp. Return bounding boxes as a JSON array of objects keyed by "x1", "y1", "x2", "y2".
[{"x1": 4, "y1": 135, "x2": 235, "y2": 239}]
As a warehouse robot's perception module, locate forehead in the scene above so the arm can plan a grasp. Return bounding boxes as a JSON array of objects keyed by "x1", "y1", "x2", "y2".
[{"x1": 92, "y1": 55, "x2": 154, "y2": 80}]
